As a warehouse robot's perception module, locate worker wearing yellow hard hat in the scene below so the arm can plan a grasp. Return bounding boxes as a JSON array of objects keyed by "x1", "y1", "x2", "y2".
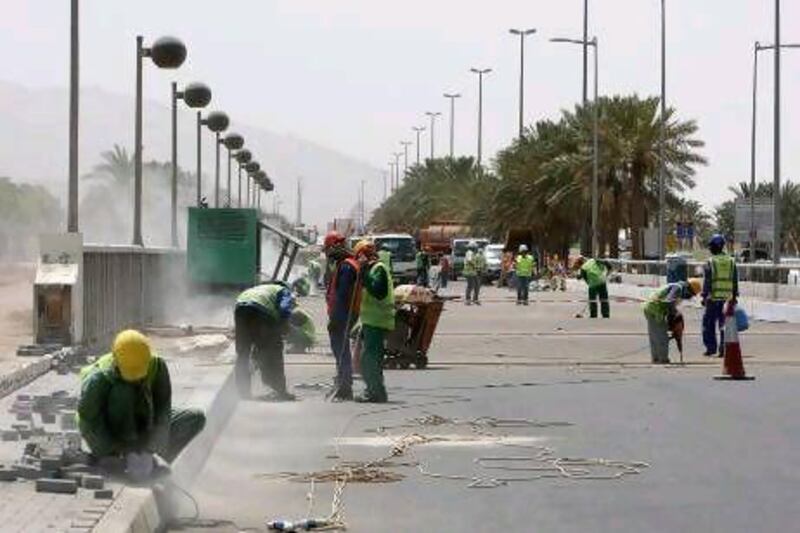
[
  {"x1": 642, "y1": 279, "x2": 702, "y2": 364},
  {"x1": 77, "y1": 329, "x2": 206, "y2": 480}
]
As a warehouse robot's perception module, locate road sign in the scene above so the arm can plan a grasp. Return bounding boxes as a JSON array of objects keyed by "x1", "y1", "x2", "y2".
[{"x1": 734, "y1": 199, "x2": 774, "y2": 244}]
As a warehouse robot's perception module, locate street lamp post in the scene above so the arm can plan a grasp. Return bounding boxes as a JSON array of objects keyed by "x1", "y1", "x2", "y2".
[
  {"x1": 388, "y1": 162, "x2": 396, "y2": 194},
  {"x1": 773, "y1": 0, "x2": 781, "y2": 265},
  {"x1": 133, "y1": 35, "x2": 186, "y2": 245},
  {"x1": 244, "y1": 161, "x2": 260, "y2": 207},
  {"x1": 393, "y1": 152, "x2": 403, "y2": 188},
  {"x1": 658, "y1": 0, "x2": 666, "y2": 259},
  {"x1": 234, "y1": 149, "x2": 252, "y2": 207},
  {"x1": 197, "y1": 111, "x2": 229, "y2": 207},
  {"x1": 443, "y1": 93, "x2": 461, "y2": 158},
  {"x1": 400, "y1": 141, "x2": 412, "y2": 175},
  {"x1": 412, "y1": 126, "x2": 426, "y2": 165},
  {"x1": 171, "y1": 82, "x2": 211, "y2": 247},
  {"x1": 222, "y1": 133, "x2": 244, "y2": 207},
  {"x1": 509, "y1": 28, "x2": 537, "y2": 138},
  {"x1": 424, "y1": 112, "x2": 441, "y2": 160},
  {"x1": 552, "y1": 37, "x2": 599, "y2": 258},
  {"x1": 749, "y1": 41, "x2": 800, "y2": 256},
  {"x1": 470, "y1": 68, "x2": 492, "y2": 166},
  {"x1": 68, "y1": 0, "x2": 79, "y2": 233}
]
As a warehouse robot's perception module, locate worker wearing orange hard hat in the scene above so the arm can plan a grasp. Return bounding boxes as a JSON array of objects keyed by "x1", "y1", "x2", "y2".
[{"x1": 353, "y1": 239, "x2": 395, "y2": 403}]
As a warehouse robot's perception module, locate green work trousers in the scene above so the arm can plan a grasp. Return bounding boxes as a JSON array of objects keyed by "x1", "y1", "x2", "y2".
[
  {"x1": 588, "y1": 283, "x2": 610, "y2": 318},
  {"x1": 162, "y1": 408, "x2": 207, "y2": 463},
  {"x1": 361, "y1": 325, "x2": 388, "y2": 402},
  {"x1": 646, "y1": 316, "x2": 670, "y2": 364}
]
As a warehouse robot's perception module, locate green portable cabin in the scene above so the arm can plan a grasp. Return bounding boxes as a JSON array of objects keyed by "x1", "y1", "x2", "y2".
[{"x1": 188, "y1": 207, "x2": 261, "y2": 287}]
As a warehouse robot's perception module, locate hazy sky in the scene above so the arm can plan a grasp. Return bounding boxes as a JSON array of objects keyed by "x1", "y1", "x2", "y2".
[{"x1": 2, "y1": 1, "x2": 799, "y2": 212}]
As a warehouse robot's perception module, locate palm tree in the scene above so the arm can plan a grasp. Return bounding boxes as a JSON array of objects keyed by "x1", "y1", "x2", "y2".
[{"x1": 85, "y1": 144, "x2": 134, "y2": 188}]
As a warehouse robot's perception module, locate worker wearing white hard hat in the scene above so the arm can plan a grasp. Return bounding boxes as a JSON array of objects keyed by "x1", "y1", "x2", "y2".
[{"x1": 514, "y1": 245, "x2": 536, "y2": 305}]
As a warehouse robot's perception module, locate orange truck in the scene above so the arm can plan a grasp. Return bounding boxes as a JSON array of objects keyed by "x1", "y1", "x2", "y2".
[{"x1": 418, "y1": 221, "x2": 471, "y2": 254}]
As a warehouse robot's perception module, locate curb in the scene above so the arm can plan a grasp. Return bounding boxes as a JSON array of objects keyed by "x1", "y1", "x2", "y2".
[{"x1": 93, "y1": 363, "x2": 238, "y2": 533}]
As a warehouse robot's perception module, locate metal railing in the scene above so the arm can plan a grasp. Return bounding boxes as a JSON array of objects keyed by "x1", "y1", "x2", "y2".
[{"x1": 604, "y1": 258, "x2": 800, "y2": 302}]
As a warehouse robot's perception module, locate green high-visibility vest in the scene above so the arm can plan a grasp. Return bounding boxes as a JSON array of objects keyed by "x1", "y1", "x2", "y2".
[
  {"x1": 515, "y1": 254, "x2": 535, "y2": 277},
  {"x1": 710, "y1": 254, "x2": 734, "y2": 301},
  {"x1": 360, "y1": 262, "x2": 395, "y2": 330},
  {"x1": 236, "y1": 284, "x2": 282, "y2": 320},
  {"x1": 463, "y1": 251, "x2": 478, "y2": 276},
  {"x1": 642, "y1": 282, "x2": 686, "y2": 323},
  {"x1": 378, "y1": 250, "x2": 393, "y2": 271},
  {"x1": 581, "y1": 259, "x2": 608, "y2": 289}
]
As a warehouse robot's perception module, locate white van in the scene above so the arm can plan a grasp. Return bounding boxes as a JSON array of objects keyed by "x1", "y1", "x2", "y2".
[{"x1": 371, "y1": 233, "x2": 418, "y2": 284}]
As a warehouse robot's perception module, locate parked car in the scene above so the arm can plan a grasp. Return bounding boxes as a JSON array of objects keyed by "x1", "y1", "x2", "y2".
[{"x1": 484, "y1": 244, "x2": 504, "y2": 281}]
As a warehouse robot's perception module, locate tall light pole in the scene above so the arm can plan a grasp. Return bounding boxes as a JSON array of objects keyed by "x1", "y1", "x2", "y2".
[
  {"x1": 470, "y1": 68, "x2": 492, "y2": 166},
  {"x1": 68, "y1": 0, "x2": 79, "y2": 233},
  {"x1": 382, "y1": 171, "x2": 388, "y2": 201},
  {"x1": 412, "y1": 126, "x2": 426, "y2": 165},
  {"x1": 583, "y1": 0, "x2": 590, "y2": 104},
  {"x1": 443, "y1": 93, "x2": 461, "y2": 158},
  {"x1": 424, "y1": 112, "x2": 442, "y2": 160},
  {"x1": 133, "y1": 35, "x2": 186, "y2": 246},
  {"x1": 749, "y1": 41, "x2": 800, "y2": 255},
  {"x1": 658, "y1": 0, "x2": 666, "y2": 260},
  {"x1": 171, "y1": 82, "x2": 211, "y2": 247},
  {"x1": 388, "y1": 161, "x2": 397, "y2": 193},
  {"x1": 509, "y1": 28, "x2": 537, "y2": 138},
  {"x1": 222, "y1": 133, "x2": 244, "y2": 207},
  {"x1": 552, "y1": 37, "x2": 599, "y2": 257},
  {"x1": 235, "y1": 149, "x2": 252, "y2": 207},
  {"x1": 244, "y1": 161, "x2": 260, "y2": 207},
  {"x1": 400, "y1": 141, "x2": 412, "y2": 175},
  {"x1": 773, "y1": 0, "x2": 782, "y2": 265},
  {"x1": 198, "y1": 111, "x2": 229, "y2": 207},
  {"x1": 393, "y1": 152, "x2": 404, "y2": 188}
]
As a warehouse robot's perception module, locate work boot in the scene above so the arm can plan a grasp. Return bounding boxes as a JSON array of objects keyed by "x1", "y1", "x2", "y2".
[
  {"x1": 332, "y1": 386, "x2": 353, "y2": 402},
  {"x1": 354, "y1": 394, "x2": 387, "y2": 404}
]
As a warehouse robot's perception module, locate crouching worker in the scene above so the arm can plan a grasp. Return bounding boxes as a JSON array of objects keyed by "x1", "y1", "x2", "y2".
[
  {"x1": 78, "y1": 330, "x2": 206, "y2": 480},
  {"x1": 642, "y1": 278, "x2": 701, "y2": 364},
  {"x1": 235, "y1": 282, "x2": 301, "y2": 401},
  {"x1": 354, "y1": 240, "x2": 395, "y2": 403}
]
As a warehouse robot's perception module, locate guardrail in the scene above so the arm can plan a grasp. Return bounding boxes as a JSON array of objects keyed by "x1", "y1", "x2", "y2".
[
  {"x1": 604, "y1": 258, "x2": 800, "y2": 302},
  {"x1": 83, "y1": 246, "x2": 186, "y2": 350}
]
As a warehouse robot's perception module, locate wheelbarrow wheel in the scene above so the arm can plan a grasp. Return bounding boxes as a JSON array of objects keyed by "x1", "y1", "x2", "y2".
[{"x1": 414, "y1": 353, "x2": 429, "y2": 369}]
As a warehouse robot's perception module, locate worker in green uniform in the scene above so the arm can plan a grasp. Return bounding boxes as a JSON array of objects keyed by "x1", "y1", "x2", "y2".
[
  {"x1": 575, "y1": 256, "x2": 613, "y2": 318},
  {"x1": 285, "y1": 308, "x2": 317, "y2": 353},
  {"x1": 701, "y1": 234, "x2": 739, "y2": 356},
  {"x1": 78, "y1": 330, "x2": 206, "y2": 480},
  {"x1": 643, "y1": 279, "x2": 702, "y2": 364},
  {"x1": 378, "y1": 245, "x2": 393, "y2": 272},
  {"x1": 234, "y1": 282, "x2": 300, "y2": 401},
  {"x1": 354, "y1": 239, "x2": 395, "y2": 403},
  {"x1": 514, "y1": 245, "x2": 535, "y2": 305}
]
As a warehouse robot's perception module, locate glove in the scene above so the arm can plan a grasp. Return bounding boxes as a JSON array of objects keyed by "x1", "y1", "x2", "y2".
[{"x1": 126, "y1": 451, "x2": 155, "y2": 483}]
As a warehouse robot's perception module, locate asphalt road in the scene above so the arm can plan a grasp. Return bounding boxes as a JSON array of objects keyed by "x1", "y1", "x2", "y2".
[{"x1": 173, "y1": 285, "x2": 800, "y2": 532}]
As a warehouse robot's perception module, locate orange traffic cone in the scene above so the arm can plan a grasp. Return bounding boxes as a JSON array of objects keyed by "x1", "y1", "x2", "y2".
[{"x1": 714, "y1": 301, "x2": 754, "y2": 381}]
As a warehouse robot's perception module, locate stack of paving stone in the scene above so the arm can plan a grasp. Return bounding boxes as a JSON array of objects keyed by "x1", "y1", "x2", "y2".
[{"x1": 0, "y1": 391, "x2": 114, "y2": 500}]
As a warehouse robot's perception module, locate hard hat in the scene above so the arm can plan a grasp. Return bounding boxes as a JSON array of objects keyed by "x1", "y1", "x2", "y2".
[
  {"x1": 323, "y1": 231, "x2": 345, "y2": 250},
  {"x1": 708, "y1": 234, "x2": 726, "y2": 249},
  {"x1": 687, "y1": 278, "x2": 702, "y2": 297},
  {"x1": 519, "y1": 244, "x2": 528, "y2": 253},
  {"x1": 353, "y1": 239, "x2": 376, "y2": 258},
  {"x1": 112, "y1": 329, "x2": 152, "y2": 382}
]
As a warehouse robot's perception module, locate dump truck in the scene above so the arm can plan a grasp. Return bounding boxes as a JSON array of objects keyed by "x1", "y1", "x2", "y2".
[{"x1": 418, "y1": 221, "x2": 470, "y2": 254}]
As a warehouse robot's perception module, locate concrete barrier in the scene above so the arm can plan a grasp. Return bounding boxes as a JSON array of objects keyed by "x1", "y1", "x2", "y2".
[{"x1": 82, "y1": 246, "x2": 186, "y2": 351}]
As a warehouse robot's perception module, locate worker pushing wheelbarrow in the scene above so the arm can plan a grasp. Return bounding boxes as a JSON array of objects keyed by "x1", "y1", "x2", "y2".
[{"x1": 383, "y1": 285, "x2": 445, "y2": 369}]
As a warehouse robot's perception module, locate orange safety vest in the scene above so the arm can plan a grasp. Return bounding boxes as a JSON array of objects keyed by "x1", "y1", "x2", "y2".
[{"x1": 326, "y1": 257, "x2": 362, "y2": 318}]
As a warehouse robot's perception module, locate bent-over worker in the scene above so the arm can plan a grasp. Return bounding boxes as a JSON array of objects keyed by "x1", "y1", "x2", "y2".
[{"x1": 642, "y1": 279, "x2": 701, "y2": 364}]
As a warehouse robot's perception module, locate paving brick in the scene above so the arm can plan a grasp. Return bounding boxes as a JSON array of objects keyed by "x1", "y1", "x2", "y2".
[
  {"x1": 81, "y1": 474, "x2": 104, "y2": 490},
  {"x1": 1, "y1": 430, "x2": 20, "y2": 441},
  {"x1": 93, "y1": 489, "x2": 114, "y2": 500},
  {"x1": 40, "y1": 456, "x2": 63, "y2": 471},
  {"x1": 60, "y1": 411, "x2": 77, "y2": 430},
  {"x1": 0, "y1": 468, "x2": 17, "y2": 481},
  {"x1": 35, "y1": 478, "x2": 78, "y2": 494}
]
